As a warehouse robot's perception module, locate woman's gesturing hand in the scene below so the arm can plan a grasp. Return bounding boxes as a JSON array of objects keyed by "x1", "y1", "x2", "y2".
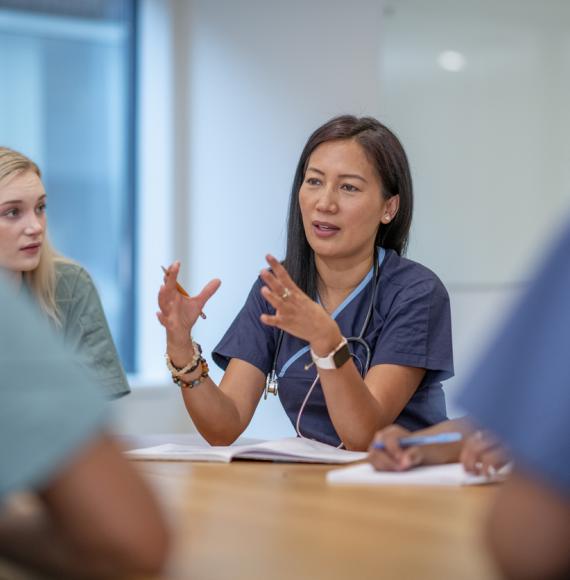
[
  {"x1": 157, "y1": 261, "x2": 221, "y2": 342},
  {"x1": 259, "y1": 254, "x2": 340, "y2": 351}
]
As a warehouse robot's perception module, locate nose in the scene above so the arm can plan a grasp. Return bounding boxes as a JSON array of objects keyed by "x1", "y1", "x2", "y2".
[
  {"x1": 315, "y1": 185, "x2": 338, "y2": 213},
  {"x1": 24, "y1": 213, "x2": 44, "y2": 236}
]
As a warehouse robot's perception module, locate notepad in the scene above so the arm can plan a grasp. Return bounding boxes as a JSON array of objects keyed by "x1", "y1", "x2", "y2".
[
  {"x1": 127, "y1": 436, "x2": 368, "y2": 464},
  {"x1": 326, "y1": 462, "x2": 510, "y2": 486}
]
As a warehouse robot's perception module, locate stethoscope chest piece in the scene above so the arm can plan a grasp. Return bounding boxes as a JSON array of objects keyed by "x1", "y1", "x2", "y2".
[{"x1": 264, "y1": 369, "x2": 279, "y2": 399}]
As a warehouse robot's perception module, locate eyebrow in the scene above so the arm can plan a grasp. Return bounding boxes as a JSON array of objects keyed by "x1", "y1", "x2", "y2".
[
  {"x1": 306, "y1": 166, "x2": 368, "y2": 183},
  {"x1": 0, "y1": 194, "x2": 46, "y2": 207}
]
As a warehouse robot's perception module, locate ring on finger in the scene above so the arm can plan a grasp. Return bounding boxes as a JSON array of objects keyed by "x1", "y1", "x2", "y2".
[{"x1": 281, "y1": 288, "x2": 291, "y2": 300}]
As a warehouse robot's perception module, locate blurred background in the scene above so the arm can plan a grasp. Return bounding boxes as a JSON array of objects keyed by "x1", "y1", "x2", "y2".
[{"x1": 1, "y1": 0, "x2": 569, "y2": 437}]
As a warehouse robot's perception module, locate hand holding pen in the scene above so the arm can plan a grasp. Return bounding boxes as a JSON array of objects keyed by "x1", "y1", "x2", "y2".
[
  {"x1": 368, "y1": 424, "x2": 464, "y2": 472},
  {"x1": 157, "y1": 262, "x2": 221, "y2": 340}
]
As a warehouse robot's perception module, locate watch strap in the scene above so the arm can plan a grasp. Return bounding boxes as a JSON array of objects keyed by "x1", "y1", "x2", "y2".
[{"x1": 310, "y1": 337, "x2": 350, "y2": 370}]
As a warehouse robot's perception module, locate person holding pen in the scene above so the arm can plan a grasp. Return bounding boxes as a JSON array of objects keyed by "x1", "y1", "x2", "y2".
[
  {"x1": 368, "y1": 418, "x2": 510, "y2": 475},
  {"x1": 158, "y1": 115, "x2": 454, "y2": 451},
  {"x1": 0, "y1": 147, "x2": 130, "y2": 398}
]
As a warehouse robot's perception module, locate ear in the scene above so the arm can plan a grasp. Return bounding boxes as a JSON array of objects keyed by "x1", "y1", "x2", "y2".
[{"x1": 381, "y1": 195, "x2": 400, "y2": 224}]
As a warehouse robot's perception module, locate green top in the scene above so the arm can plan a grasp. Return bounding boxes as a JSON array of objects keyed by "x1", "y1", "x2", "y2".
[
  {"x1": 54, "y1": 262, "x2": 130, "y2": 399},
  {"x1": 0, "y1": 274, "x2": 106, "y2": 497}
]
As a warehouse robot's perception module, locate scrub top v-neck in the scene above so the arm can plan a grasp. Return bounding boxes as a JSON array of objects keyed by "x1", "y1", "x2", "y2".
[{"x1": 213, "y1": 248, "x2": 454, "y2": 447}]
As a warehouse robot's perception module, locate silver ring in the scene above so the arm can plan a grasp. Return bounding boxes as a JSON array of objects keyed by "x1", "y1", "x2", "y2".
[{"x1": 281, "y1": 288, "x2": 291, "y2": 300}]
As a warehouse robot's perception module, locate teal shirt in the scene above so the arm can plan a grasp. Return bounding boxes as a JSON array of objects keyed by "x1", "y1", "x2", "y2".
[
  {"x1": 0, "y1": 275, "x2": 107, "y2": 497},
  {"x1": 54, "y1": 262, "x2": 130, "y2": 399}
]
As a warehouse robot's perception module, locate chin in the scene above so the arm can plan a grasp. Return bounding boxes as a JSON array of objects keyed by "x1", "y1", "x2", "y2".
[{"x1": 19, "y1": 259, "x2": 41, "y2": 273}]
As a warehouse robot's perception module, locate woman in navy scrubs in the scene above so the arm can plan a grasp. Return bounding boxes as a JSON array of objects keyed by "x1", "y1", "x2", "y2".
[{"x1": 158, "y1": 115, "x2": 453, "y2": 450}]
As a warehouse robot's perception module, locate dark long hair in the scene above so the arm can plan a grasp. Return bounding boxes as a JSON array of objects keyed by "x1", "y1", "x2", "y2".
[{"x1": 283, "y1": 115, "x2": 413, "y2": 299}]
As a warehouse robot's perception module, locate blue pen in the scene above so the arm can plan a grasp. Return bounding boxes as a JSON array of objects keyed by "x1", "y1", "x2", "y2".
[{"x1": 372, "y1": 432, "x2": 463, "y2": 450}]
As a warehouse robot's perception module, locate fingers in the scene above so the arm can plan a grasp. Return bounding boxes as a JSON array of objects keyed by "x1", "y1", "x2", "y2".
[
  {"x1": 265, "y1": 254, "x2": 296, "y2": 289},
  {"x1": 162, "y1": 261, "x2": 181, "y2": 290},
  {"x1": 156, "y1": 311, "x2": 167, "y2": 327},
  {"x1": 196, "y1": 278, "x2": 222, "y2": 308},
  {"x1": 368, "y1": 426, "x2": 419, "y2": 472},
  {"x1": 157, "y1": 262, "x2": 221, "y2": 329},
  {"x1": 259, "y1": 259, "x2": 300, "y2": 325},
  {"x1": 461, "y1": 430, "x2": 508, "y2": 474},
  {"x1": 261, "y1": 255, "x2": 299, "y2": 303}
]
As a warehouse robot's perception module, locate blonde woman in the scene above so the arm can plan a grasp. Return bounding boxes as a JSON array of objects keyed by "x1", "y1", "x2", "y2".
[{"x1": 0, "y1": 146, "x2": 129, "y2": 398}]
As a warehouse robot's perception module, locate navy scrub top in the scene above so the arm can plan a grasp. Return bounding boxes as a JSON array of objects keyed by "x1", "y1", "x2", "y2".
[{"x1": 213, "y1": 248, "x2": 454, "y2": 446}]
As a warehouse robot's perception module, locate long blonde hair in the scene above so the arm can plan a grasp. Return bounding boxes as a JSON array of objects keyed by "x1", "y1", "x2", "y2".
[{"x1": 0, "y1": 147, "x2": 71, "y2": 325}]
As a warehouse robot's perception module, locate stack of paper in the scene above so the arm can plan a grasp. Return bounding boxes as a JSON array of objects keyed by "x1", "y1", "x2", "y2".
[{"x1": 326, "y1": 462, "x2": 509, "y2": 486}]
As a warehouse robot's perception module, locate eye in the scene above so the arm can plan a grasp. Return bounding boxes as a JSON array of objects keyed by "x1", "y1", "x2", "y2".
[
  {"x1": 2, "y1": 208, "x2": 19, "y2": 218},
  {"x1": 340, "y1": 183, "x2": 359, "y2": 193},
  {"x1": 305, "y1": 177, "x2": 322, "y2": 186},
  {"x1": 36, "y1": 202, "x2": 47, "y2": 215}
]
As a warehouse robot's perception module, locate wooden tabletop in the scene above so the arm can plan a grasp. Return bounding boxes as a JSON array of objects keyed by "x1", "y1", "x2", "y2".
[{"x1": 136, "y1": 459, "x2": 501, "y2": 580}]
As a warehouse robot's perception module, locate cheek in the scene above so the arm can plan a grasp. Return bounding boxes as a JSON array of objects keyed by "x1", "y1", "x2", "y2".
[
  {"x1": 298, "y1": 190, "x2": 311, "y2": 221},
  {"x1": 0, "y1": 226, "x2": 14, "y2": 264}
]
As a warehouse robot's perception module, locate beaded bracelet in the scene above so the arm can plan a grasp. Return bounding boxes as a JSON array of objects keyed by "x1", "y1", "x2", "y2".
[
  {"x1": 172, "y1": 358, "x2": 209, "y2": 389},
  {"x1": 165, "y1": 340, "x2": 202, "y2": 377}
]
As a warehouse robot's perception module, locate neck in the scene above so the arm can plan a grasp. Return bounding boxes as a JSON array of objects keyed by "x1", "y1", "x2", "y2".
[
  {"x1": 0, "y1": 267, "x2": 23, "y2": 291},
  {"x1": 315, "y1": 250, "x2": 375, "y2": 313}
]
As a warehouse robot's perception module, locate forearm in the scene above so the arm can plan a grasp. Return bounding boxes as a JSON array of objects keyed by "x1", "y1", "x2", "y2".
[
  {"x1": 0, "y1": 513, "x2": 128, "y2": 579},
  {"x1": 0, "y1": 435, "x2": 169, "y2": 578},
  {"x1": 404, "y1": 418, "x2": 474, "y2": 464},
  {"x1": 167, "y1": 336, "x2": 246, "y2": 444},
  {"x1": 179, "y1": 377, "x2": 245, "y2": 445},
  {"x1": 318, "y1": 362, "x2": 392, "y2": 451}
]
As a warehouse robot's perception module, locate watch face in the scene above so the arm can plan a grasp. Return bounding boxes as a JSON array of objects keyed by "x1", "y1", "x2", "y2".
[{"x1": 332, "y1": 343, "x2": 351, "y2": 368}]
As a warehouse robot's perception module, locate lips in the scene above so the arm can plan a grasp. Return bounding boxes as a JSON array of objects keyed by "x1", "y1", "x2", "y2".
[
  {"x1": 20, "y1": 242, "x2": 42, "y2": 252},
  {"x1": 312, "y1": 221, "x2": 340, "y2": 238},
  {"x1": 312, "y1": 221, "x2": 340, "y2": 232}
]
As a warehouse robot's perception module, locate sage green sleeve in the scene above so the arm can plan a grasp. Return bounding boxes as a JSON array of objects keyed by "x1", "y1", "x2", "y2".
[
  {"x1": 55, "y1": 263, "x2": 131, "y2": 399},
  {"x1": 0, "y1": 277, "x2": 107, "y2": 497}
]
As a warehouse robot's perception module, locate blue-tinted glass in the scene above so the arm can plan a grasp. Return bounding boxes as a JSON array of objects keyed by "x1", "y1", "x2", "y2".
[{"x1": 0, "y1": 1, "x2": 135, "y2": 371}]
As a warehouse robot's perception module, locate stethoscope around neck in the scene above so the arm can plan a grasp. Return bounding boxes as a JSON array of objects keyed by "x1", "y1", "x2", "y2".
[{"x1": 264, "y1": 249, "x2": 383, "y2": 444}]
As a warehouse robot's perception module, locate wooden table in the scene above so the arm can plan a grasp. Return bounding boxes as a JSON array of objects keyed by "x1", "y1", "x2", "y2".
[{"x1": 134, "y1": 455, "x2": 501, "y2": 580}]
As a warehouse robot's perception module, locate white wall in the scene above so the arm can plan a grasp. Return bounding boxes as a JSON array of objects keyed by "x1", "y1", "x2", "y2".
[{"x1": 380, "y1": 0, "x2": 570, "y2": 415}]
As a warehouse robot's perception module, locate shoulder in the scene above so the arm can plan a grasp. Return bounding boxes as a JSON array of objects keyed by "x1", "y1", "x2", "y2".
[
  {"x1": 54, "y1": 261, "x2": 99, "y2": 303},
  {"x1": 380, "y1": 249, "x2": 449, "y2": 302},
  {"x1": 242, "y1": 275, "x2": 273, "y2": 313},
  {"x1": 55, "y1": 261, "x2": 95, "y2": 288}
]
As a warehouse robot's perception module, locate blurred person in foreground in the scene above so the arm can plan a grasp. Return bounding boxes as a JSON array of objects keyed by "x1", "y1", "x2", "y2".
[
  {"x1": 373, "y1": 221, "x2": 570, "y2": 579},
  {"x1": 0, "y1": 276, "x2": 169, "y2": 579}
]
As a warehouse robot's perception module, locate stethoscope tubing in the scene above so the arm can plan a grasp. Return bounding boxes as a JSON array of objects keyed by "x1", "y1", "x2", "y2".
[{"x1": 265, "y1": 249, "x2": 382, "y2": 445}]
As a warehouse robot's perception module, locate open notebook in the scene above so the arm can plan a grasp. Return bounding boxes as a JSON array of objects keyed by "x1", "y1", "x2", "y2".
[
  {"x1": 127, "y1": 437, "x2": 368, "y2": 464},
  {"x1": 327, "y1": 462, "x2": 510, "y2": 486}
]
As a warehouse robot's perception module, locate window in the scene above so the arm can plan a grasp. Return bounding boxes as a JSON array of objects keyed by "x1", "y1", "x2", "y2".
[{"x1": 0, "y1": 0, "x2": 137, "y2": 371}]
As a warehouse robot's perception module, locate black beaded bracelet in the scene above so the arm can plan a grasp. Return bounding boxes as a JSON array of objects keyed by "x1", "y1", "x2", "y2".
[{"x1": 172, "y1": 358, "x2": 209, "y2": 389}]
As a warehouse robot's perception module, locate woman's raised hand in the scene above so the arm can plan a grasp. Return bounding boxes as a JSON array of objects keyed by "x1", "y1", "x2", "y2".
[
  {"x1": 157, "y1": 262, "x2": 221, "y2": 342},
  {"x1": 259, "y1": 255, "x2": 339, "y2": 350}
]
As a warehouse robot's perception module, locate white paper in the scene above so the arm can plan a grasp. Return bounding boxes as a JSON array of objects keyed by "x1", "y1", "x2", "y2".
[
  {"x1": 126, "y1": 436, "x2": 368, "y2": 464},
  {"x1": 326, "y1": 462, "x2": 509, "y2": 486}
]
